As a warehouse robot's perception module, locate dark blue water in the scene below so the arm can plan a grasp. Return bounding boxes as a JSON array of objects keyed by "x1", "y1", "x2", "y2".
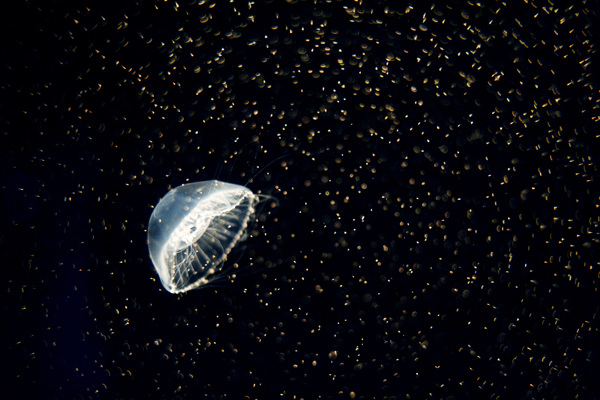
[{"x1": 1, "y1": 1, "x2": 598, "y2": 399}]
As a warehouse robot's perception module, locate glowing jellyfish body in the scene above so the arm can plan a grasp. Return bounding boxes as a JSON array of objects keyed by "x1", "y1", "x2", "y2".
[{"x1": 148, "y1": 180, "x2": 260, "y2": 293}]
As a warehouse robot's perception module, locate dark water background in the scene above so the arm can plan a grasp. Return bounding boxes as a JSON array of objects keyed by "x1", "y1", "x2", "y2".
[{"x1": 1, "y1": 1, "x2": 598, "y2": 399}]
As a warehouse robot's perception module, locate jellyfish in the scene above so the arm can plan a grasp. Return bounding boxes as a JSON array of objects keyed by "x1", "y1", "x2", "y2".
[{"x1": 147, "y1": 180, "x2": 263, "y2": 293}]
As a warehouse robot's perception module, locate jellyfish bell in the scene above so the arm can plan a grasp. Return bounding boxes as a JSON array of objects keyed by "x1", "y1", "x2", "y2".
[
  {"x1": 147, "y1": 179, "x2": 274, "y2": 294},
  {"x1": 147, "y1": 144, "x2": 324, "y2": 294}
]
